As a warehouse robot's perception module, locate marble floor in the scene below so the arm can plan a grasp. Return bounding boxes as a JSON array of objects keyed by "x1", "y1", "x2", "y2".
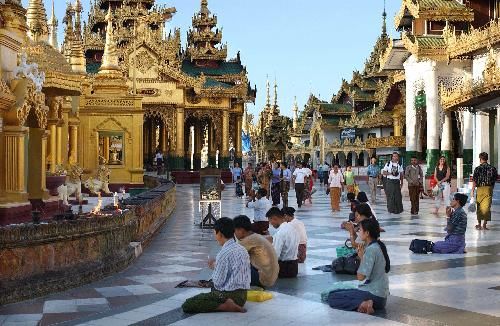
[{"x1": 1, "y1": 183, "x2": 499, "y2": 326}]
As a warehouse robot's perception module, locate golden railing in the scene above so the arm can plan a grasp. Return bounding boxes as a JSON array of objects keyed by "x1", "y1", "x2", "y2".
[
  {"x1": 365, "y1": 136, "x2": 405, "y2": 149},
  {"x1": 440, "y1": 64, "x2": 500, "y2": 111},
  {"x1": 446, "y1": 19, "x2": 500, "y2": 58}
]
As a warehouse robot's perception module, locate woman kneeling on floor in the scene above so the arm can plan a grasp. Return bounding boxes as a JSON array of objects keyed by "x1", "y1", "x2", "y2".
[
  {"x1": 432, "y1": 193, "x2": 468, "y2": 254},
  {"x1": 328, "y1": 218, "x2": 390, "y2": 314}
]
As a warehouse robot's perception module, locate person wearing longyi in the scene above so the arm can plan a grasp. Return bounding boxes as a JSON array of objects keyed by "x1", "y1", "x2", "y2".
[
  {"x1": 266, "y1": 207, "x2": 300, "y2": 278},
  {"x1": 233, "y1": 215, "x2": 279, "y2": 288},
  {"x1": 182, "y1": 218, "x2": 250, "y2": 314},
  {"x1": 432, "y1": 193, "x2": 468, "y2": 254},
  {"x1": 282, "y1": 207, "x2": 308, "y2": 263},
  {"x1": 246, "y1": 187, "x2": 271, "y2": 235}
]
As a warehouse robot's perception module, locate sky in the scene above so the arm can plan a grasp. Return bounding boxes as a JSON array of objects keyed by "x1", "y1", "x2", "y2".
[{"x1": 28, "y1": 0, "x2": 402, "y2": 118}]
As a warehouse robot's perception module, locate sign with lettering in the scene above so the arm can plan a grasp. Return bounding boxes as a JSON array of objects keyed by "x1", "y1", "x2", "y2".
[{"x1": 340, "y1": 128, "x2": 356, "y2": 140}]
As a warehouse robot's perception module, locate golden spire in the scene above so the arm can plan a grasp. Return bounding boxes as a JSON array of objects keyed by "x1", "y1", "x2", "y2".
[
  {"x1": 266, "y1": 77, "x2": 271, "y2": 108},
  {"x1": 292, "y1": 96, "x2": 299, "y2": 131},
  {"x1": 200, "y1": 0, "x2": 210, "y2": 16},
  {"x1": 26, "y1": 0, "x2": 49, "y2": 42},
  {"x1": 382, "y1": 0, "x2": 387, "y2": 36},
  {"x1": 73, "y1": 0, "x2": 83, "y2": 40},
  {"x1": 48, "y1": 0, "x2": 58, "y2": 49},
  {"x1": 98, "y1": 6, "x2": 121, "y2": 76},
  {"x1": 273, "y1": 78, "x2": 278, "y2": 109}
]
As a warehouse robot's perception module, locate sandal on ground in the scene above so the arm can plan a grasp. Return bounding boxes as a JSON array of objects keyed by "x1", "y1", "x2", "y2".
[{"x1": 475, "y1": 225, "x2": 482, "y2": 230}]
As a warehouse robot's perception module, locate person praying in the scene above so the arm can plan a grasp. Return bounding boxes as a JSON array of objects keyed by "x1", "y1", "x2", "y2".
[
  {"x1": 266, "y1": 207, "x2": 300, "y2": 278},
  {"x1": 233, "y1": 215, "x2": 279, "y2": 288},
  {"x1": 432, "y1": 193, "x2": 468, "y2": 254},
  {"x1": 182, "y1": 218, "x2": 250, "y2": 314}
]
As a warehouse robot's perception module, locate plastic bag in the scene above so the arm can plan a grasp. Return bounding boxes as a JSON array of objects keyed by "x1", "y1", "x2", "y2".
[{"x1": 247, "y1": 290, "x2": 273, "y2": 302}]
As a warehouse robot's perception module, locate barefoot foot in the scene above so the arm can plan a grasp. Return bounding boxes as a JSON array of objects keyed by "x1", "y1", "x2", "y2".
[{"x1": 217, "y1": 298, "x2": 247, "y2": 313}]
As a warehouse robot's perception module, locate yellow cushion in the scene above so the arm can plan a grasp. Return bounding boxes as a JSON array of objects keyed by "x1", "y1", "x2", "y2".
[{"x1": 247, "y1": 290, "x2": 273, "y2": 302}]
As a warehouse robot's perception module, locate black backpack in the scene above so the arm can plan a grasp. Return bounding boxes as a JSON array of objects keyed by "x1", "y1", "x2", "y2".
[
  {"x1": 332, "y1": 252, "x2": 360, "y2": 275},
  {"x1": 409, "y1": 239, "x2": 434, "y2": 254}
]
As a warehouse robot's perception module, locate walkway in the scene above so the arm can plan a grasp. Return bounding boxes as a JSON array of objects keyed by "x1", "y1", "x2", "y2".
[{"x1": 0, "y1": 184, "x2": 499, "y2": 325}]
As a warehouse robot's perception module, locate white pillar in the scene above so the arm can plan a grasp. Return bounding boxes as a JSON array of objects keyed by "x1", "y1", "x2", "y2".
[
  {"x1": 474, "y1": 112, "x2": 490, "y2": 168},
  {"x1": 351, "y1": 152, "x2": 356, "y2": 167},
  {"x1": 441, "y1": 112, "x2": 452, "y2": 153},
  {"x1": 462, "y1": 110, "x2": 474, "y2": 177},
  {"x1": 424, "y1": 62, "x2": 440, "y2": 169},
  {"x1": 457, "y1": 158, "x2": 463, "y2": 188},
  {"x1": 497, "y1": 106, "x2": 500, "y2": 171},
  {"x1": 404, "y1": 68, "x2": 417, "y2": 155}
]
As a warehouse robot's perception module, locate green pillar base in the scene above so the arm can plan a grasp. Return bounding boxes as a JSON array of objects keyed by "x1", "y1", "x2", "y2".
[
  {"x1": 219, "y1": 156, "x2": 230, "y2": 169},
  {"x1": 170, "y1": 155, "x2": 185, "y2": 170},
  {"x1": 463, "y1": 148, "x2": 473, "y2": 177},
  {"x1": 193, "y1": 156, "x2": 201, "y2": 170},
  {"x1": 207, "y1": 155, "x2": 216, "y2": 168},
  {"x1": 426, "y1": 149, "x2": 440, "y2": 176}
]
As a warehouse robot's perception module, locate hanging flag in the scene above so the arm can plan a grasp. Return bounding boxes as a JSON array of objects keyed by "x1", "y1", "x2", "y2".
[{"x1": 242, "y1": 131, "x2": 251, "y2": 153}]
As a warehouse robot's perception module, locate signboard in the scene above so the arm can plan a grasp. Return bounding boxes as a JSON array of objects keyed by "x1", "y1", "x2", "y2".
[{"x1": 340, "y1": 128, "x2": 356, "y2": 140}]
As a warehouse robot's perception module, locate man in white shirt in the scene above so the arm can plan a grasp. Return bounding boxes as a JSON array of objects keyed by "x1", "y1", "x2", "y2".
[
  {"x1": 381, "y1": 152, "x2": 404, "y2": 214},
  {"x1": 246, "y1": 188, "x2": 271, "y2": 235},
  {"x1": 266, "y1": 207, "x2": 300, "y2": 278},
  {"x1": 328, "y1": 164, "x2": 344, "y2": 212},
  {"x1": 292, "y1": 162, "x2": 311, "y2": 208},
  {"x1": 282, "y1": 207, "x2": 307, "y2": 263}
]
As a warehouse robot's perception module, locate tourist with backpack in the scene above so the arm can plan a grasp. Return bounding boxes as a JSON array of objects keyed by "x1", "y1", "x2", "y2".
[{"x1": 381, "y1": 152, "x2": 404, "y2": 214}]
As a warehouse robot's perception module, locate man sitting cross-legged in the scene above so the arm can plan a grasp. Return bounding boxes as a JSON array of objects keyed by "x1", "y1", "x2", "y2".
[
  {"x1": 182, "y1": 217, "x2": 250, "y2": 313},
  {"x1": 234, "y1": 215, "x2": 279, "y2": 288},
  {"x1": 266, "y1": 207, "x2": 300, "y2": 278}
]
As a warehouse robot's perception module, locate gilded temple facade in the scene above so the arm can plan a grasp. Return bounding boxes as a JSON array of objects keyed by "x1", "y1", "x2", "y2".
[
  {"x1": 385, "y1": 0, "x2": 500, "y2": 175},
  {"x1": 83, "y1": 0, "x2": 255, "y2": 171},
  {"x1": 0, "y1": 0, "x2": 254, "y2": 223},
  {"x1": 292, "y1": 8, "x2": 406, "y2": 169}
]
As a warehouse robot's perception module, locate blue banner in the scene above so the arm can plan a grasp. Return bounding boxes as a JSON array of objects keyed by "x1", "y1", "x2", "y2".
[{"x1": 242, "y1": 131, "x2": 251, "y2": 153}]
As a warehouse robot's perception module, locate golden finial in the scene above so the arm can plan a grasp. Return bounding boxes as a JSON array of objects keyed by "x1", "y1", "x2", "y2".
[
  {"x1": 273, "y1": 78, "x2": 278, "y2": 109},
  {"x1": 48, "y1": 0, "x2": 58, "y2": 49},
  {"x1": 382, "y1": 0, "x2": 387, "y2": 36},
  {"x1": 266, "y1": 76, "x2": 271, "y2": 108},
  {"x1": 98, "y1": 6, "x2": 120, "y2": 76},
  {"x1": 26, "y1": 0, "x2": 49, "y2": 42}
]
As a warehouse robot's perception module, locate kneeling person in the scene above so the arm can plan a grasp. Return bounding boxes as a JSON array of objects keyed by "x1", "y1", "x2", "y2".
[
  {"x1": 266, "y1": 207, "x2": 300, "y2": 278},
  {"x1": 432, "y1": 193, "x2": 468, "y2": 254},
  {"x1": 182, "y1": 217, "x2": 250, "y2": 313},
  {"x1": 234, "y1": 215, "x2": 279, "y2": 288}
]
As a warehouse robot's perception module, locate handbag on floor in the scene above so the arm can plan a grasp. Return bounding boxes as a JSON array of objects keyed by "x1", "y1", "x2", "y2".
[
  {"x1": 336, "y1": 239, "x2": 357, "y2": 258},
  {"x1": 332, "y1": 252, "x2": 360, "y2": 275},
  {"x1": 409, "y1": 239, "x2": 434, "y2": 254}
]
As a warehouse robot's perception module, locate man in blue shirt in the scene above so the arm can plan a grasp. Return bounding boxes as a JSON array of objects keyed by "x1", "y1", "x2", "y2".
[
  {"x1": 280, "y1": 162, "x2": 292, "y2": 208},
  {"x1": 182, "y1": 218, "x2": 250, "y2": 313},
  {"x1": 366, "y1": 157, "x2": 380, "y2": 203}
]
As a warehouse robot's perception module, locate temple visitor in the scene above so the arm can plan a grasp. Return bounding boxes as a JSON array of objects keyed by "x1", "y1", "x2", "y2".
[
  {"x1": 432, "y1": 193, "x2": 468, "y2": 254},
  {"x1": 155, "y1": 150, "x2": 163, "y2": 175},
  {"x1": 182, "y1": 218, "x2": 250, "y2": 314},
  {"x1": 346, "y1": 192, "x2": 360, "y2": 222},
  {"x1": 405, "y1": 156, "x2": 423, "y2": 215},
  {"x1": 292, "y1": 161, "x2": 311, "y2": 208},
  {"x1": 356, "y1": 192, "x2": 377, "y2": 220},
  {"x1": 266, "y1": 207, "x2": 300, "y2": 278},
  {"x1": 282, "y1": 207, "x2": 308, "y2": 263},
  {"x1": 342, "y1": 203, "x2": 374, "y2": 253},
  {"x1": 246, "y1": 188, "x2": 271, "y2": 235},
  {"x1": 328, "y1": 218, "x2": 390, "y2": 314},
  {"x1": 280, "y1": 162, "x2": 292, "y2": 208},
  {"x1": 233, "y1": 215, "x2": 279, "y2": 288},
  {"x1": 328, "y1": 164, "x2": 344, "y2": 212},
  {"x1": 471, "y1": 152, "x2": 498, "y2": 230},
  {"x1": 243, "y1": 163, "x2": 255, "y2": 197},
  {"x1": 366, "y1": 157, "x2": 380, "y2": 203},
  {"x1": 323, "y1": 162, "x2": 331, "y2": 187},
  {"x1": 433, "y1": 156, "x2": 451, "y2": 215},
  {"x1": 344, "y1": 165, "x2": 355, "y2": 194},
  {"x1": 232, "y1": 162, "x2": 243, "y2": 183},
  {"x1": 257, "y1": 162, "x2": 271, "y2": 199},
  {"x1": 303, "y1": 171, "x2": 314, "y2": 205},
  {"x1": 318, "y1": 164, "x2": 324, "y2": 185},
  {"x1": 381, "y1": 152, "x2": 404, "y2": 214},
  {"x1": 271, "y1": 162, "x2": 282, "y2": 206}
]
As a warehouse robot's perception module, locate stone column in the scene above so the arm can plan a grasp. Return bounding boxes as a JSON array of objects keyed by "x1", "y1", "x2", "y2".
[
  {"x1": 27, "y1": 128, "x2": 49, "y2": 200},
  {"x1": 208, "y1": 121, "x2": 217, "y2": 168},
  {"x1": 235, "y1": 115, "x2": 243, "y2": 167},
  {"x1": 160, "y1": 121, "x2": 168, "y2": 153},
  {"x1": 497, "y1": 107, "x2": 500, "y2": 172},
  {"x1": 393, "y1": 107, "x2": 402, "y2": 137},
  {"x1": 440, "y1": 111, "x2": 452, "y2": 167},
  {"x1": 48, "y1": 121, "x2": 57, "y2": 173},
  {"x1": 424, "y1": 63, "x2": 440, "y2": 175},
  {"x1": 143, "y1": 119, "x2": 149, "y2": 161},
  {"x1": 56, "y1": 124, "x2": 63, "y2": 166},
  {"x1": 193, "y1": 120, "x2": 202, "y2": 170},
  {"x1": 103, "y1": 136, "x2": 110, "y2": 162},
  {"x1": 173, "y1": 107, "x2": 185, "y2": 170},
  {"x1": 473, "y1": 112, "x2": 490, "y2": 168},
  {"x1": 150, "y1": 120, "x2": 157, "y2": 155},
  {"x1": 69, "y1": 124, "x2": 78, "y2": 164},
  {"x1": 220, "y1": 109, "x2": 230, "y2": 169},
  {"x1": 0, "y1": 126, "x2": 29, "y2": 203},
  {"x1": 404, "y1": 73, "x2": 418, "y2": 164},
  {"x1": 462, "y1": 111, "x2": 473, "y2": 176}
]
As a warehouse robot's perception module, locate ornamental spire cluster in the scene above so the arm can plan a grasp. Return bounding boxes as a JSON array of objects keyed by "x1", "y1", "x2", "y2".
[
  {"x1": 26, "y1": 0, "x2": 49, "y2": 42},
  {"x1": 187, "y1": 0, "x2": 227, "y2": 62},
  {"x1": 48, "y1": 0, "x2": 58, "y2": 48},
  {"x1": 98, "y1": 6, "x2": 120, "y2": 76}
]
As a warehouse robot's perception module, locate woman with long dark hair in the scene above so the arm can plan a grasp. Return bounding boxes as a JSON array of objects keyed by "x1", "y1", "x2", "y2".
[
  {"x1": 433, "y1": 156, "x2": 451, "y2": 215},
  {"x1": 328, "y1": 218, "x2": 390, "y2": 314}
]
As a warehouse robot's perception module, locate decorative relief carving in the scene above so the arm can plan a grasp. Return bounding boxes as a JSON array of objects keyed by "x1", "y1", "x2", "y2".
[
  {"x1": 135, "y1": 50, "x2": 156, "y2": 74},
  {"x1": 137, "y1": 88, "x2": 160, "y2": 97},
  {"x1": 85, "y1": 98, "x2": 134, "y2": 107}
]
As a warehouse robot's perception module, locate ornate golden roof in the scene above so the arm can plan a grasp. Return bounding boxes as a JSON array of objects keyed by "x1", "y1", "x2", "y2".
[
  {"x1": 366, "y1": 135, "x2": 405, "y2": 149},
  {"x1": 395, "y1": 0, "x2": 474, "y2": 29},
  {"x1": 445, "y1": 19, "x2": 500, "y2": 58},
  {"x1": 24, "y1": 40, "x2": 81, "y2": 95},
  {"x1": 402, "y1": 32, "x2": 447, "y2": 61}
]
